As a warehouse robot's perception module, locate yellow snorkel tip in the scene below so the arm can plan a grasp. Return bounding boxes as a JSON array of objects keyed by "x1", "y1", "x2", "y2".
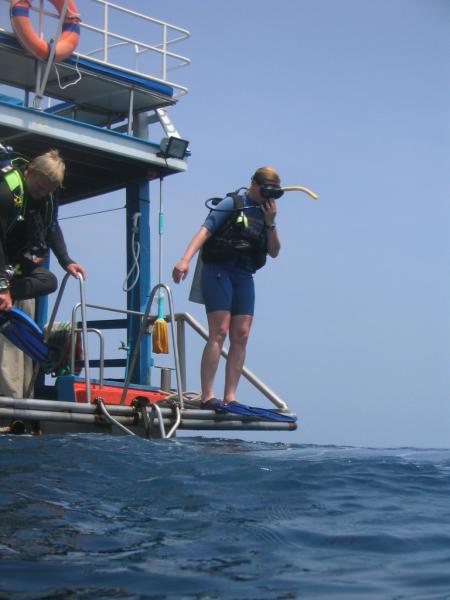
[{"x1": 281, "y1": 186, "x2": 319, "y2": 200}]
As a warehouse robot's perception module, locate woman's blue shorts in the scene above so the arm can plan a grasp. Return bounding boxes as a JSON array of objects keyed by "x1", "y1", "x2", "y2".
[{"x1": 201, "y1": 262, "x2": 255, "y2": 316}]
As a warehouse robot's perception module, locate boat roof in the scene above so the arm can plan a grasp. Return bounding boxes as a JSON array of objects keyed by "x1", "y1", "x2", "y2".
[
  {"x1": 0, "y1": 95, "x2": 186, "y2": 204},
  {"x1": 0, "y1": 26, "x2": 188, "y2": 204}
]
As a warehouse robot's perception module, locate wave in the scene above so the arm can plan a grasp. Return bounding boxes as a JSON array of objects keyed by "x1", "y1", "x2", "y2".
[{"x1": 0, "y1": 435, "x2": 449, "y2": 598}]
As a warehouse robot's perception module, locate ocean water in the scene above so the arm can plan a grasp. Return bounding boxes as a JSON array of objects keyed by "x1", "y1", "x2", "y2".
[{"x1": 0, "y1": 436, "x2": 450, "y2": 599}]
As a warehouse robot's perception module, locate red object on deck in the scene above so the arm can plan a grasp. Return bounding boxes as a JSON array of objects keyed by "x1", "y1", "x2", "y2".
[{"x1": 72, "y1": 380, "x2": 168, "y2": 406}]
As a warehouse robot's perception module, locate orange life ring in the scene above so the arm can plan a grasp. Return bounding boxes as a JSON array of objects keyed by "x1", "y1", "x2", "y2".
[{"x1": 10, "y1": 0, "x2": 80, "y2": 62}]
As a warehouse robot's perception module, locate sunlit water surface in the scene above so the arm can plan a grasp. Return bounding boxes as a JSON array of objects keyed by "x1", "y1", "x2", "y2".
[{"x1": 1, "y1": 435, "x2": 449, "y2": 599}]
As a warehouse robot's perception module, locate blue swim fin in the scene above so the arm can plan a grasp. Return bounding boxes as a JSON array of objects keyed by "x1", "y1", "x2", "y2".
[
  {"x1": 221, "y1": 402, "x2": 297, "y2": 423},
  {"x1": 0, "y1": 307, "x2": 48, "y2": 362}
]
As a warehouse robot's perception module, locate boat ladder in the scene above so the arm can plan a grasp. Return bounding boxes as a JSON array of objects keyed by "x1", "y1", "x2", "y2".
[{"x1": 33, "y1": 274, "x2": 182, "y2": 438}]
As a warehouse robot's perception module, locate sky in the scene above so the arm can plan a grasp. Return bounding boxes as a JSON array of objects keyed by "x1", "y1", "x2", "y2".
[{"x1": 2, "y1": 0, "x2": 450, "y2": 447}]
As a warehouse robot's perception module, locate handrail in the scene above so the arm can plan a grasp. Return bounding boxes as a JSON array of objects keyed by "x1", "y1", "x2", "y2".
[
  {"x1": 96, "y1": 397, "x2": 136, "y2": 436},
  {"x1": 70, "y1": 327, "x2": 104, "y2": 386},
  {"x1": 65, "y1": 300, "x2": 289, "y2": 411},
  {"x1": 119, "y1": 283, "x2": 184, "y2": 409},
  {"x1": 1, "y1": 0, "x2": 191, "y2": 97},
  {"x1": 25, "y1": 272, "x2": 91, "y2": 399},
  {"x1": 48, "y1": 272, "x2": 92, "y2": 401},
  {"x1": 173, "y1": 312, "x2": 289, "y2": 411}
]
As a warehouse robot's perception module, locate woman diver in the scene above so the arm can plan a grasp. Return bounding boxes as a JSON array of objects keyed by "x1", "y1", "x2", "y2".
[{"x1": 172, "y1": 166, "x2": 282, "y2": 408}]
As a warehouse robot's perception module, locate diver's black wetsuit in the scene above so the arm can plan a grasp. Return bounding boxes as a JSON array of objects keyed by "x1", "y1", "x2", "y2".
[{"x1": 0, "y1": 171, "x2": 74, "y2": 300}]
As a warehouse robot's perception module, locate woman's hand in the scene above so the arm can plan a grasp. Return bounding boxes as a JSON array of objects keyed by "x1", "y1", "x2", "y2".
[
  {"x1": 172, "y1": 226, "x2": 211, "y2": 284},
  {"x1": 261, "y1": 199, "x2": 277, "y2": 226},
  {"x1": 172, "y1": 259, "x2": 189, "y2": 284}
]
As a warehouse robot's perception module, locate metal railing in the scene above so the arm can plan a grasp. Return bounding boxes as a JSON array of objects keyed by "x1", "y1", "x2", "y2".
[
  {"x1": 66, "y1": 300, "x2": 289, "y2": 411},
  {"x1": 173, "y1": 313, "x2": 289, "y2": 411},
  {"x1": 1, "y1": 0, "x2": 190, "y2": 97},
  {"x1": 26, "y1": 271, "x2": 91, "y2": 399},
  {"x1": 79, "y1": 0, "x2": 190, "y2": 97}
]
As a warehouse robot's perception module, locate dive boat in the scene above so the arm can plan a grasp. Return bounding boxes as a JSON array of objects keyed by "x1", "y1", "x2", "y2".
[{"x1": 0, "y1": 0, "x2": 298, "y2": 438}]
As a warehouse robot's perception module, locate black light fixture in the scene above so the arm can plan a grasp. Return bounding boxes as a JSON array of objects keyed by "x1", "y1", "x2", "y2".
[{"x1": 158, "y1": 136, "x2": 189, "y2": 160}]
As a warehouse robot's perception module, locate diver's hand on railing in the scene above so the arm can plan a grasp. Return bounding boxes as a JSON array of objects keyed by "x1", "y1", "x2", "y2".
[{"x1": 66, "y1": 263, "x2": 87, "y2": 280}]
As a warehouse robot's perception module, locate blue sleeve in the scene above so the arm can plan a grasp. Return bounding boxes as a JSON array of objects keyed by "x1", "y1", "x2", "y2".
[{"x1": 203, "y1": 196, "x2": 235, "y2": 233}]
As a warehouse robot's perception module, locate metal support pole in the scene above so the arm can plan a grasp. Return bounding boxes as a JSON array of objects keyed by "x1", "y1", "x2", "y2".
[
  {"x1": 125, "y1": 112, "x2": 152, "y2": 385},
  {"x1": 125, "y1": 181, "x2": 151, "y2": 384},
  {"x1": 34, "y1": 0, "x2": 71, "y2": 108},
  {"x1": 120, "y1": 283, "x2": 184, "y2": 410},
  {"x1": 176, "y1": 317, "x2": 186, "y2": 392}
]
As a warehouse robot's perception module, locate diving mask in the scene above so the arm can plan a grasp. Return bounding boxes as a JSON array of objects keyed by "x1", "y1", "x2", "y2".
[{"x1": 259, "y1": 183, "x2": 284, "y2": 200}]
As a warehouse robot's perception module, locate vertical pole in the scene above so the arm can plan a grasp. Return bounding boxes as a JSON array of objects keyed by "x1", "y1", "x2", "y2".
[
  {"x1": 35, "y1": 251, "x2": 50, "y2": 330},
  {"x1": 34, "y1": 255, "x2": 50, "y2": 395},
  {"x1": 34, "y1": 0, "x2": 44, "y2": 105},
  {"x1": 125, "y1": 180, "x2": 151, "y2": 385},
  {"x1": 104, "y1": 2, "x2": 109, "y2": 63},
  {"x1": 176, "y1": 318, "x2": 186, "y2": 392},
  {"x1": 126, "y1": 112, "x2": 151, "y2": 385},
  {"x1": 162, "y1": 24, "x2": 167, "y2": 81},
  {"x1": 35, "y1": 291, "x2": 48, "y2": 331}
]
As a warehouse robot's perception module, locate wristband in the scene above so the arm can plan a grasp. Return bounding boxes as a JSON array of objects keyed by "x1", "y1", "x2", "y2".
[{"x1": 265, "y1": 223, "x2": 276, "y2": 230}]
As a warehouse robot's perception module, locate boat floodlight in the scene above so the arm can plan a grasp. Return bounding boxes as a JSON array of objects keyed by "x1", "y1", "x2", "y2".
[{"x1": 158, "y1": 136, "x2": 189, "y2": 160}]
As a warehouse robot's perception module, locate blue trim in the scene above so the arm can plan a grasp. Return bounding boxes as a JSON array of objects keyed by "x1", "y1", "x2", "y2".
[
  {"x1": 64, "y1": 56, "x2": 174, "y2": 97},
  {"x1": 44, "y1": 101, "x2": 75, "y2": 114},
  {"x1": 0, "y1": 31, "x2": 23, "y2": 51},
  {"x1": 0, "y1": 94, "x2": 23, "y2": 106},
  {"x1": 0, "y1": 30, "x2": 173, "y2": 97},
  {"x1": 11, "y1": 6, "x2": 29, "y2": 17},
  {"x1": 55, "y1": 375, "x2": 76, "y2": 402},
  {"x1": 62, "y1": 22, "x2": 81, "y2": 34},
  {"x1": 0, "y1": 98, "x2": 161, "y2": 151}
]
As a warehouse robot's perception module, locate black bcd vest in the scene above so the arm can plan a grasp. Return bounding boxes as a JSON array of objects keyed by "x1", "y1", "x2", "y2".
[{"x1": 202, "y1": 194, "x2": 267, "y2": 272}]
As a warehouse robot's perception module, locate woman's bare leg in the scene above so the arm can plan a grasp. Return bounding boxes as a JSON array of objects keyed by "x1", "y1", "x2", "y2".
[
  {"x1": 223, "y1": 314, "x2": 253, "y2": 404},
  {"x1": 200, "y1": 310, "x2": 230, "y2": 402}
]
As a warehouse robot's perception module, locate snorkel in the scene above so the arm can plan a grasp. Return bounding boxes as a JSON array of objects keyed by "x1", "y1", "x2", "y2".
[
  {"x1": 205, "y1": 183, "x2": 318, "y2": 211},
  {"x1": 258, "y1": 183, "x2": 319, "y2": 201},
  {"x1": 281, "y1": 185, "x2": 318, "y2": 199}
]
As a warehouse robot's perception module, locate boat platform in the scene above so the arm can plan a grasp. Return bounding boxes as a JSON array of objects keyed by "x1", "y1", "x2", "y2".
[
  {"x1": 0, "y1": 276, "x2": 298, "y2": 438},
  {"x1": 0, "y1": 396, "x2": 298, "y2": 438}
]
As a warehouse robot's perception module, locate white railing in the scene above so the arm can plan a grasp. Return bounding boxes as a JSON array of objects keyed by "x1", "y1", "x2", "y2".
[{"x1": 1, "y1": 0, "x2": 190, "y2": 97}]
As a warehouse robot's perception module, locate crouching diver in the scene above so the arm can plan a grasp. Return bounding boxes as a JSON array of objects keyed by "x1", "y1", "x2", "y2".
[
  {"x1": 172, "y1": 166, "x2": 293, "y2": 420},
  {"x1": 0, "y1": 149, "x2": 87, "y2": 312}
]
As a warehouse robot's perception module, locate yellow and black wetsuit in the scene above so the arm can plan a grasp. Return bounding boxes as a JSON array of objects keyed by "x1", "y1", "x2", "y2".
[{"x1": 0, "y1": 166, "x2": 74, "y2": 299}]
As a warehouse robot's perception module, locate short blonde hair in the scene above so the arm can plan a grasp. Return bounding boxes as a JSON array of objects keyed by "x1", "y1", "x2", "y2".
[
  {"x1": 252, "y1": 166, "x2": 281, "y2": 186},
  {"x1": 28, "y1": 149, "x2": 65, "y2": 186}
]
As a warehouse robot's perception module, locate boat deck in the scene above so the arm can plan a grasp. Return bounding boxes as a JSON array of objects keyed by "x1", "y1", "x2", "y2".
[{"x1": 0, "y1": 395, "x2": 298, "y2": 437}]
